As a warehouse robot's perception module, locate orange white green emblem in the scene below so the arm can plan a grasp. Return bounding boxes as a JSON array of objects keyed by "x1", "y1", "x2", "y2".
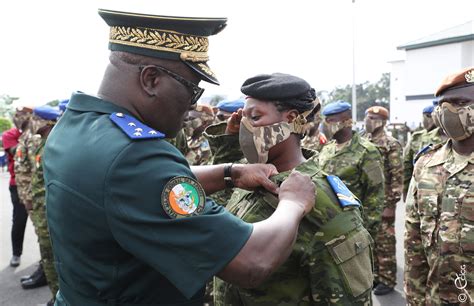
[{"x1": 161, "y1": 176, "x2": 206, "y2": 218}]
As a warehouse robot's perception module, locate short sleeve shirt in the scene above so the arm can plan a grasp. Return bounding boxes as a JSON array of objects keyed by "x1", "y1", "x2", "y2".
[{"x1": 43, "y1": 92, "x2": 252, "y2": 305}]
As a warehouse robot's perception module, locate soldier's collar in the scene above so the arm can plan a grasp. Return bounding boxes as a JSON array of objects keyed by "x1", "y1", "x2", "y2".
[{"x1": 426, "y1": 141, "x2": 451, "y2": 167}]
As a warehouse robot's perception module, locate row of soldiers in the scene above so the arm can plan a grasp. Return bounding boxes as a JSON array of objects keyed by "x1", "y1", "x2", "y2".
[
  {"x1": 2, "y1": 101, "x2": 68, "y2": 306},
  {"x1": 170, "y1": 67, "x2": 472, "y2": 305}
]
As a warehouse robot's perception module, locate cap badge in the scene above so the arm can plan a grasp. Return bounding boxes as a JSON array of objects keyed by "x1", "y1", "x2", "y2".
[{"x1": 465, "y1": 70, "x2": 474, "y2": 83}]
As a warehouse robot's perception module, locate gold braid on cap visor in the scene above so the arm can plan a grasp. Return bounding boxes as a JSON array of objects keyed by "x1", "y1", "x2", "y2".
[{"x1": 109, "y1": 26, "x2": 209, "y2": 62}]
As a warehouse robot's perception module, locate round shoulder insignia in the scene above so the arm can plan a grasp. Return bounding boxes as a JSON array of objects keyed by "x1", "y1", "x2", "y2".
[{"x1": 161, "y1": 176, "x2": 206, "y2": 219}]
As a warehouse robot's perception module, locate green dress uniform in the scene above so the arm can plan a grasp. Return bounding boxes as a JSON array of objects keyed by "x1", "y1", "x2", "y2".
[
  {"x1": 206, "y1": 128, "x2": 374, "y2": 305},
  {"x1": 404, "y1": 141, "x2": 473, "y2": 305},
  {"x1": 43, "y1": 93, "x2": 253, "y2": 305},
  {"x1": 318, "y1": 132, "x2": 385, "y2": 239}
]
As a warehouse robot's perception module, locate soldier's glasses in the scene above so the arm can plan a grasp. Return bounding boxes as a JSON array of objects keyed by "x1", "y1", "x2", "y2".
[{"x1": 139, "y1": 65, "x2": 204, "y2": 105}]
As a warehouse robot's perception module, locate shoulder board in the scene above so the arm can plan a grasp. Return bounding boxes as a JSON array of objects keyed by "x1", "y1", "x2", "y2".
[
  {"x1": 413, "y1": 143, "x2": 442, "y2": 164},
  {"x1": 326, "y1": 175, "x2": 361, "y2": 208},
  {"x1": 109, "y1": 112, "x2": 165, "y2": 140}
]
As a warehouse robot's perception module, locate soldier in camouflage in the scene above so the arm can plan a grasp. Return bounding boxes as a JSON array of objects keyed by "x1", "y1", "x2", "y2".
[
  {"x1": 14, "y1": 112, "x2": 35, "y2": 210},
  {"x1": 29, "y1": 105, "x2": 63, "y2": 306},
  {"x1": 183, "y1": 104, "x2": 215, "y2": 165},
  {"x1": 404, "y1": 67, "x2": 474, "y2": 305},
  {"x1": 363, "y1": 106, "x2": 403, "y2": 295},
  {"x1": 301, "y1": 112, "x2": 327, "y2": 152},
  {"x1": 319, "y1": 101, "x2": 385, "y2": 241},
  {"x1": 208, "y1": 73, "x2": 374, "y2": 305},
  {"x1": 403, "y1": 103, "x2": 448, "y2": 200}
]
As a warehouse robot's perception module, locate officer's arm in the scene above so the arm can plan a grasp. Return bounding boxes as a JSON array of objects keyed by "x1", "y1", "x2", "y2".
[
  {"x1": 404, "y1": 177, "x2": 429, "y2": 304},
  {"x1": 191, "y1": 163, "x2": 279, "y2": 195},
  {"x1": 216, "y1": 171, "x2": 315, "y2": 288}
]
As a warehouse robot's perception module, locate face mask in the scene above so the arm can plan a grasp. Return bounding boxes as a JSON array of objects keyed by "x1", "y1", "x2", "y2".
[
  {"x1": 239, "y1": 117, "x2": 292, "y2": 164},
  {"x1": 435, "y1": 102, "x2": 474, "y2": 141},
  {"x1": 183, "y1": 117, "x2": 202, "y2": 137},
  {"x1": 321, "y1": 118, "x2": 353, "y2": 140},
  {"x1": 364, "y1": 118, "x2": 385, "y2": 134},
  {"x1": 422, "y1": 114, "x2": 435, "y2": 130}
]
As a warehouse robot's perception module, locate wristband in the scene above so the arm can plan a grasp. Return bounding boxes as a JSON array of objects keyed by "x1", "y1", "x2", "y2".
[{"x1": 223, "y1": 163, "x2": 234, "y2": 188}]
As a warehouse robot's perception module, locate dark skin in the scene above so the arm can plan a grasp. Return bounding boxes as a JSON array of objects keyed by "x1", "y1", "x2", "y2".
[
  {"x1": 97, "y1": 52, "x2": 315, "y2": 288},
  {"x1": 325, "y1": 110, "x2": 353, "y2": 144},
  {"x1": 437, "y1": 85, "x2": 474, "y2": 156}
]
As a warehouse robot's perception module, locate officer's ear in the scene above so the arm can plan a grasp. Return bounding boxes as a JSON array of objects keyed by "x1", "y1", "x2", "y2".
[
  {"x1": 139, "y1": 65, "x2": 162, "y2": 97},
  {"x1": 286, "y1": 109, "x2": 299, "y2": 123}
]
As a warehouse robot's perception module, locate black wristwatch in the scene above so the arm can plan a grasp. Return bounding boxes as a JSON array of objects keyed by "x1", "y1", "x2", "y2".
[{"x1": 223, "y1": 163, "x2": 234, "y2": 188}]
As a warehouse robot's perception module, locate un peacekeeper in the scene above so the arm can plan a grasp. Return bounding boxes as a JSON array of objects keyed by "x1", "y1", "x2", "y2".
[
  {"x1": 301, "y1": 111, "x2": 327, "y2": 152},
  {"x1": 206, "y1": 73, "x2": 374, "y2": 305},
  {"x1": 183, "y1": 104, "x2": 215, "y2": 165},
  {"x1": 319, "y1": 101, "x2": 385, "y2": 240},
  {"x1": 214, "y1": 99, "x2": 245, "y2": 123},
  {"x1": 2, "y1": 107, "x2": 32, "y2": 267},
  {"x1": 28, "y1": 105, "x2": 63, "y2": 306},
  {"x1": 404, "y1": 67, "x2": 474, "y2": 305},
  {"x1": 43, "y1": 9, "x2": 316, "y2": 306},
  {"x1": 363, "y1": 106, "x2": 403, "y2": 295}
]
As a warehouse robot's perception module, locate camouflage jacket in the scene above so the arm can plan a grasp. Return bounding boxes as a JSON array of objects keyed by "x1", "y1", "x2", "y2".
[
  {"x1": 215, "y1": 156, "x2": 374, "y2": 305},
  {"x1": 31, "y1": 139, "x2": 46, "y2": 210},
  {"x1": 301, "y1": 134, "x2": 326, "y2": 153},
  {"x1": 318, "y1": 132, "x2": 385, "y2": 236},
  {"x1": 403, "y1": 128, "x2": 447, "y2": 197},
  {"x1": 165, "y1": 129, "x2": 189, "y2": 156},
  {"x1": 404, "y1": 141, "x2": 473, "y2": 305},
  {"x1": 366, "y1": 130, "x2": 403, "y2": 209},
  {"x1": 14, "y1": 130, "x2": 41, "y2": 204},
  {"x1": 185, "y1": 134, "x2": 212, "y2": 166}
]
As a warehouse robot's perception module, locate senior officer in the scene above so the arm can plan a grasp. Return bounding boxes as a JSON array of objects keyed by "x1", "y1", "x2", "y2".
[
  {"x1": 43, "y1": 9, "x2": 316, "y2": 306},
  {"x1": 404, "y1": 67, "x2": 474, "y2": 305}
]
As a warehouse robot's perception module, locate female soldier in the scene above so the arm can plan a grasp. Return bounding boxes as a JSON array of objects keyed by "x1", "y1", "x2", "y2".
[{"x1": 206, "y1": 73, "x2": 374, "y2": 305}]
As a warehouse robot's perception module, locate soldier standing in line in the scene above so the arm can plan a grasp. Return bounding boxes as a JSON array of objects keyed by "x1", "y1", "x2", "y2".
[
  {"x1": 318, "y1": 101, "x2": 385, "y2": 240},
  {"x1": 363, "y1": 106, "x2": 403, "y2": 295},
  {"x1": 183, "y1": 104, "x2": 215, "y2": 165},
  {"x1": 301, "y1": 111, "x2": 327, "y2": 152},
  {"x1": 404, "y1": 66, "x2": 474, "y2": 305},
  {"x1": 214, "y1": 99, "x2": 245, "y2": 123},
  {"x1": 2, "y1": 107, "x2": 32, "y2": 267}
]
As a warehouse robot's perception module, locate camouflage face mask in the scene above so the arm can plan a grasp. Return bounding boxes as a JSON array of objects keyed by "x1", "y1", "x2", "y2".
[
  {"x1": 364, "y1": 118, "x2": 385, "y2": 134},
  {"x1": 321, "y1": 118, "x2": 353, "y2": 140},
  {"x1": 422, "y1": 113, "x2": 435, "y2": 130},
  {"x1": 436, "y1": 102, "x2": 474, "y2": 141},
  {"x1": 239, "y1": 117, "x2": 292, "y2": 164}
]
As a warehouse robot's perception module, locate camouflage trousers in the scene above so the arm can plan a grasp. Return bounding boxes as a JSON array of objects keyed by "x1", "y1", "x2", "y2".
[
  {"x1": 30, "y1": 200, "x2": 59, "y2": 299},
  {"x1": 374, "y1": 217, "x2": 397, "y2": 287}
]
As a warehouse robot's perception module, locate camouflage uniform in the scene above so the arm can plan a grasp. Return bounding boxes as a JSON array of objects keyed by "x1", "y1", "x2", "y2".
[
  {"x1": 14, "y1": 128, "x2": 34, "y2": 205},
  {"x1": 404, "y1": 141, "x2": 473, "y2": 305},
  {"x1": 301, "y1": 134, "x2": 326, "y2": 153},
  {"x1": 366, "y1": 130, "x2": 403, "y2": 288},
  {"x1": 185, "y1": 134, "x2": 212, "y2": 165},
  {"x1": 319, "y1": 132, "x2": 385, "y2": 239},
  {"x1": 165, "y1": 129, "x2": 189, "y2": 156},
  {"x1": 31, "y1": 140, "x2": 59, "y2": 298},
  {"x1": 403, "y1": 127, "x2": 447, "y2": 197}
]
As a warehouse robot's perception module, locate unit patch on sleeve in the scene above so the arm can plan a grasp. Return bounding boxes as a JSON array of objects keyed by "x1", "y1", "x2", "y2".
[
  {"x1": 161, "y1": 176, "x2": 206, "y2": 218},
  {"x1": 327, "y1": 175, "x2": 361, "y2": 208}
]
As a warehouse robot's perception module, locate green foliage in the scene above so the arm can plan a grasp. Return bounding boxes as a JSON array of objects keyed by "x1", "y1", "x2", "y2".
[
  {"x1": 0, "y1": 94, "x2": 20, "y2": 119},
  {"x1": 0, "y1": 117, "x2": 12, "y2": 133},
  {"x1": 325, "y1": 73, "x2": 390, "y2": 121},
  {"x1": 47, "y1": 99, "x2": 60, "y2": 107},
  {"x1": 208, "y1": 95, "x2": 227, "y2": 107}
]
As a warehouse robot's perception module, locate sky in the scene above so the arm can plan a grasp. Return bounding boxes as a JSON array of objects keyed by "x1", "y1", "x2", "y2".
[{"x1": 0, "y1": 0, "x2": 473, "y2": 106}]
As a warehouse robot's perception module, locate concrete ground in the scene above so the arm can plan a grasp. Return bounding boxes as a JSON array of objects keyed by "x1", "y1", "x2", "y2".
[{"x1": 1, "y1": 170, "x2": 407, "y2": 305}]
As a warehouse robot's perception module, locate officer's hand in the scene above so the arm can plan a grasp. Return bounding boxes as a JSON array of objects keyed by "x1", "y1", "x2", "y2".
[
  {"x1": 279, "y1": 171, "x2": 316, "y2": 216},
  {"x1": 231, "y1": 163, "x2": 279, "y2": 194},
  {"x1": 225, "y1": 109, "x2": 243, "y2": 135}
]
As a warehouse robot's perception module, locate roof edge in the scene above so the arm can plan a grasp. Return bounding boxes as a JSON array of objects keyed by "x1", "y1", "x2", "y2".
[{"x1": 397, "y1": 34, "x2": 474, "y2": 50}]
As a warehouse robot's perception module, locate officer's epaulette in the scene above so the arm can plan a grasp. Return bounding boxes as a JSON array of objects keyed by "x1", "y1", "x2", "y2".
[
  {"x1": 326, "y1": 175, "x2": 361, "y2": 208},
  {"x1": 413, "y1": 143, "x2": 442, "y2": 165},
  {"x1": 109, "y1": 112, "x2": 165, "y2": 140}
]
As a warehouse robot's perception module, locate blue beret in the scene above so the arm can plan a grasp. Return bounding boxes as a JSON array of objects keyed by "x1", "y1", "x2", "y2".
[
  {"x1": 322, "y1": 101, "x2": 351, "y2": 116},
  {"x1": 241, "y1": 73, "x2": 311, "y2": 101},
  {"x1": 33, "y1": 105, "x2": 61, "y2": 121},
  {"x1": 59, "y1": 99, "x2": 69, "y2": 112},
  {"x1": 216, "y1": 99, "x2": 245, "y2": 113},
  {"x1": 432, "y1": 99, "x2": 439, "y2": 106},
  {"x1": 423, "y1": 105, "x2": 434, "y2": 114}
]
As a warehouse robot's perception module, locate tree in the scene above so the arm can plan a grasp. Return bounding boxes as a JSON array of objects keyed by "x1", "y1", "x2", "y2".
[
  {"x1": 0, "y1": 117, "x2": 12, "y2": 133},
  {"x1": 208, "y1": 94, "x2": 227, "y2": 106},
  {"x1": 0, "y1": 94, "x2": 20, "y2": 119},
  {"x1": 325, "y1": 73, "x2": 390, "y2": 121}
]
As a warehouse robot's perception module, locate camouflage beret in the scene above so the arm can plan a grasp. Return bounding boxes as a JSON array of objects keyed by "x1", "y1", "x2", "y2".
[
  {"x1": 366, "y1": 106, "x2": 389, "y2": 119},
  {"x1": 16, "y1": 106, "x2": 33, "y2": 113},
  {"x1": 194, "y1": 104, "x2": 214, "y2": 116},
  {"x1": 435, "y1": 66, "x2": 474, "y2": 97},
  {"x1": 241, "y1": 73, "x2": 311, "y2": 101}
]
